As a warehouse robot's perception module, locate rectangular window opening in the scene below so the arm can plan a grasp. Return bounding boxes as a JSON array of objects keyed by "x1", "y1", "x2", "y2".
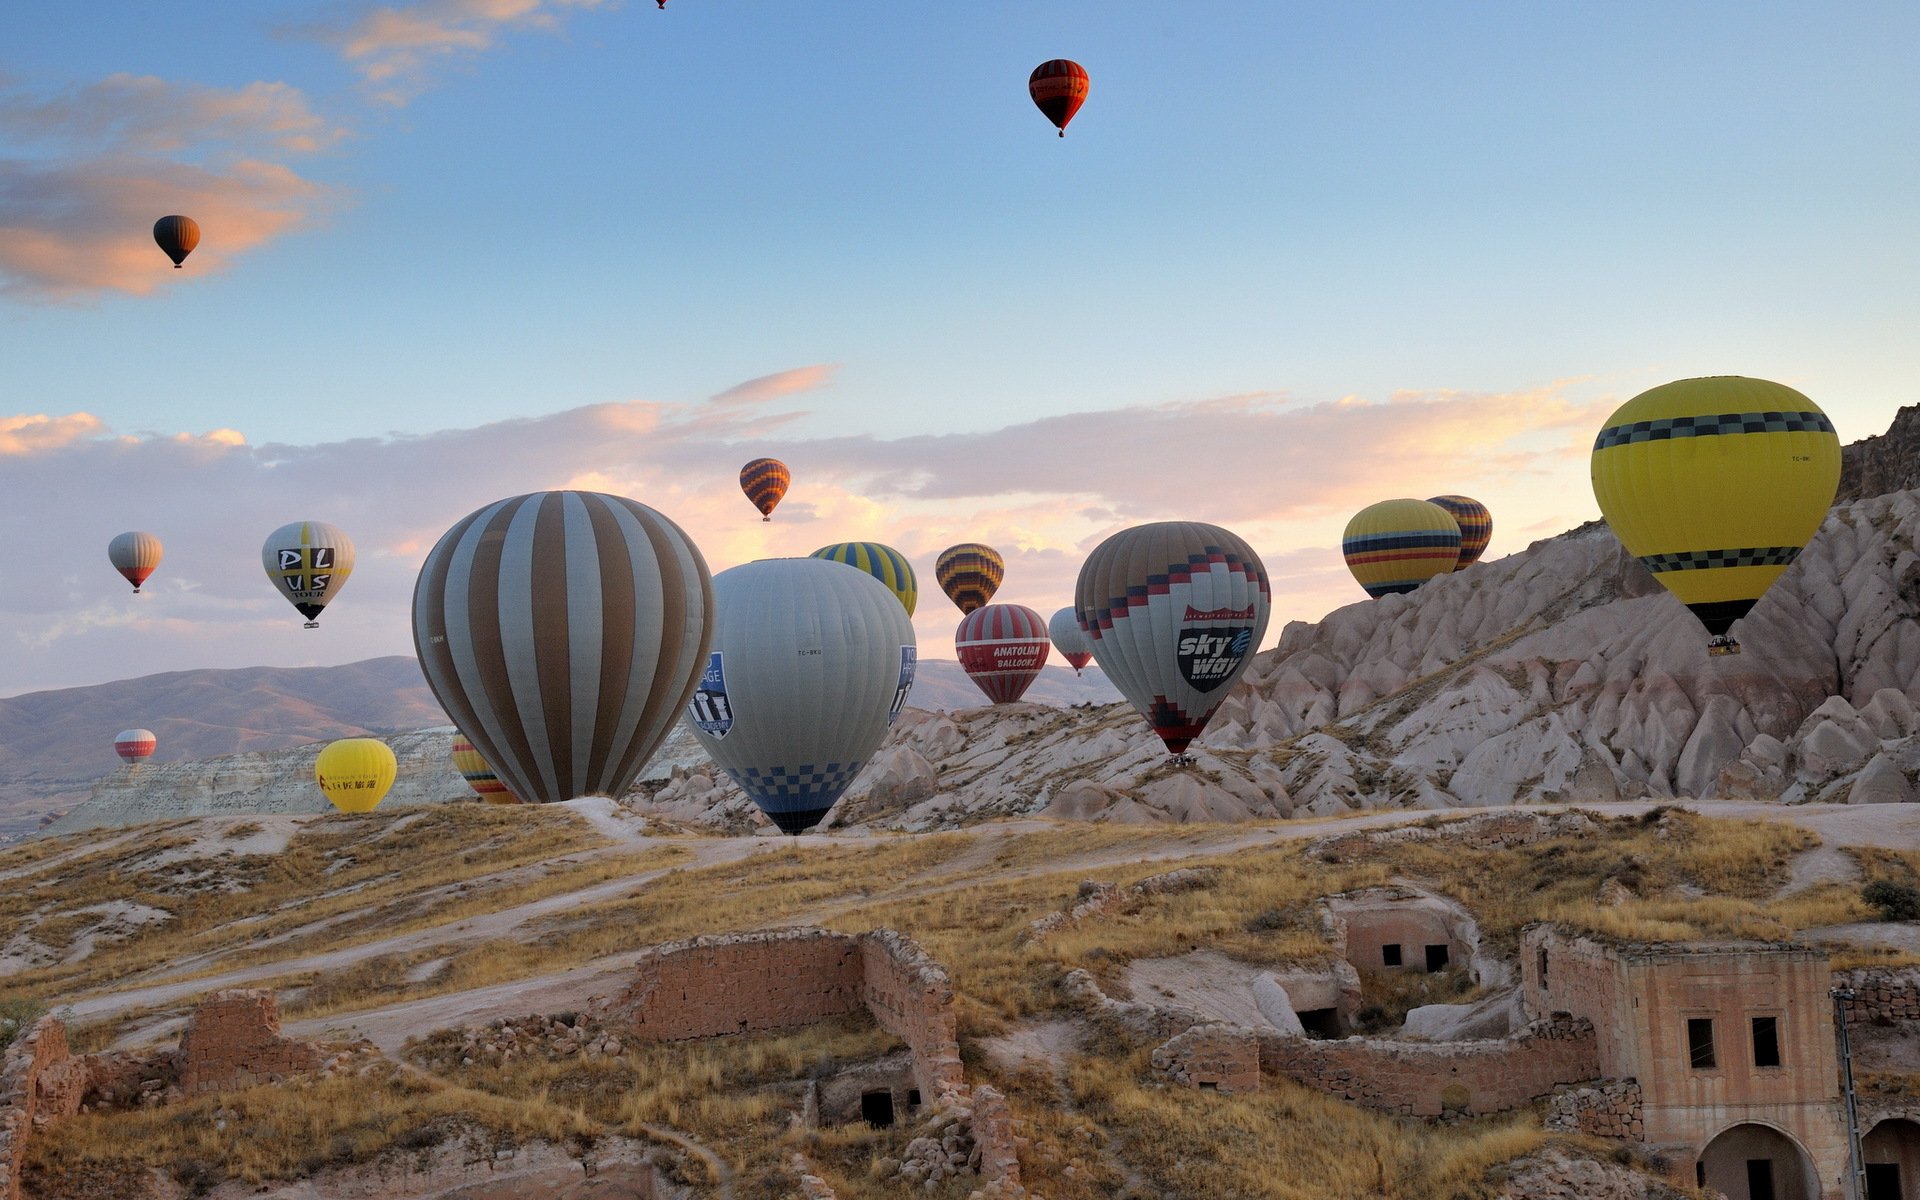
[
  {"x1": 1752, "y1": 1016, "x2": 1781, "y2": 1068},
  {"x1": 1687, "y1": 1018, "x2": 1716, "y2": 1069},
  {"x1": 1425, "y1": 944, "x2": 1450, "y2": 972},
  {"x1": 1537, "y1": 947, "x2": 1548, "y2": 987},
  {"x1": 1381, "y1": 943, "x2": 1402, "y2": 967},
  {"x1": 1746, "y1": 1158, "x2": 1776, "y2": 1200}
]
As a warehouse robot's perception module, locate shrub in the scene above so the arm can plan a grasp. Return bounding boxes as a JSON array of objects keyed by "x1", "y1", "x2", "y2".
[
  {"x1": 0, "y1": 996, "x2": 45, "y2": 1049},
  {"x1": 1863, "y1": 880, "x2": 1920, "y2": 922}
]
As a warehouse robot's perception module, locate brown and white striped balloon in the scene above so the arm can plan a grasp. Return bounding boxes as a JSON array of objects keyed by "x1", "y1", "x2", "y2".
[{"x1": 412, "y1": 491, "x2": 714, "y2": 805}]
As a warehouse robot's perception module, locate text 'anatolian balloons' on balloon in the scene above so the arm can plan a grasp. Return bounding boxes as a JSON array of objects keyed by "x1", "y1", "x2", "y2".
[
  {"x1": 811, "y1": 542, "x2": 918, "y2": 616},
  {"x1": 153, "y1": 215, "x2": 200, "y2": 268},
  {"x1": 108, "y1": 531, "x2": 163, "y2": 593},
  {"x1": 957, "y1": 605, "x2": 1050, "y2": 703},
  {"x1": 1342, "y1": 499, "x2": 1462, "y2": 598},
  {"x1": 452, "y1": 736, "x2": 520, "y2": 804},
  {"x1": 262, "y1": 521, "x2": 355, "y2": 628},
  {"x1": 1048, "y1": 606, "x2": 1094, "y2": 675},
  {"x1": 1426, "y1": 495, "x2": 1493, "y2": 570},
  {"x1": 1076, "y1": 522, "x2": 1270, "y2": 760},
  {"x1": 1590, "y1": 375, "x2": 1840, "y2": 656},
  {"x1": 1029, "y1": 59, "x2": 1089, "y2": 137},
  {"x1": 739, "y1": 458, "x2": 791, "y2": 521},
  {"x1": 934, "y1": 543, "x2": 1004, "y2": 614},
  {"x1": 114, "y1": 729, "x2": 156, "y2": 764},
  {"x1": 316, "y1": 738, "x2": 396, "y2": 814},
  {"x1": 684, "y1": 557, "x2": 915, "y2": 835},
  {"x1": 413, "y1": 491, "x2": 714, "y2": 806}
]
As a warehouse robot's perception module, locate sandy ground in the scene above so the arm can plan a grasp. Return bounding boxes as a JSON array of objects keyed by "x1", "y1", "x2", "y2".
[
  {"x1": 976, "y1": 1018, "x2": 1085, "y2": 1076},
  {"x1": 58, "y1": 799, "x2": 1920, "y2": 1051},
  {"x1": 1123, "y1": 950, "x2": 1274, "y2": 1028}
]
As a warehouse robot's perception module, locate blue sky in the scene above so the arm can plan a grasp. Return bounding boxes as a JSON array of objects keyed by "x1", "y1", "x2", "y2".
[{"x1": 3, "y1": 1, "x2": 1916, "y2": 691}]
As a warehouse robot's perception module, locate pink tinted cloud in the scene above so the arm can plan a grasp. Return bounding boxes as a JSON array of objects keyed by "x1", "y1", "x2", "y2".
[
  {"x1": 709, "y1": 364, "x2": 842, "y2": 406},
  {"x1": 307, "y1": 0, "x2": 608, "y2": 104},
  {"x1": 0, "y1": 377, "x2": 1606, "y2": 693},
  {"x1": 0, "y1": 75, "x2": 339, "y2": 300}
]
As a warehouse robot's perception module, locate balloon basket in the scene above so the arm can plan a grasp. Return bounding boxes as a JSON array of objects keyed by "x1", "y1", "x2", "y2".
[
  {"x1": 1707, "y1": 635, "x2": 1741, "y2": 657},
  {"x1": 763, "y1": 516, "x2": 771, "y2": 522},
  {"x1": 304, "y1": 621, "x2": 320, "y2": 630}
]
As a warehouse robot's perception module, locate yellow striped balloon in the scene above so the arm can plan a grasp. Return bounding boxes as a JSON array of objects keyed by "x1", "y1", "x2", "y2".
[
  {"x1": 934, "y1": 543, "x2": 1004, "y2": 614},
  {"x1": 451, "y1": 736, "x2": 520, "y2": 804},
  {"x1": 810, "y1": 542, "x2": 917, "y2": 616},
  {"x1": 1426, "y1": 495, "x2": 1492, "y2": 570},
  {"x1": 315, "y1": 738, "x2": 396, "y2": 814},
  {"x1": 1342, "y1": 500, "x2": 1462, "y2": 598},
  {"x1": 1591, "y1": 376, "x2": 1839, "y2": 650}
]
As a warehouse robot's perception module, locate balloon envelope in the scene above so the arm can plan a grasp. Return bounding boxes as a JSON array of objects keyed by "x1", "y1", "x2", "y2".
[
  {"x1": 739, "y1": 458, "x2": 791, "y2": 520},
  {"x1": 934, "y1": 543, "x2": 1004, "y2": 614},
  {"x1": 1590, "y1": 376, "x2": 1840, "y2": 642},
  {"x1": 1342, "y1": 500, "x2": 1461, "y2": 598},
  {"x1": 1047, "y1": 606, "x2": 1094, "y2": 674},
  {"x1": 957, "y1": 605, "x2": 1050, "y2": 703},
  {"x1": 262, "y1": 521, "x2": 356, "y2": 626},
  {"x1": 1029, "y1": 59, "x2": 1089, "y2": 135},
  {"x1": 316, "y1": 738, "x2": 396, "y2": 814},
  {"x1": 684, "y1": 557, "x2": 916, "y2": 834},
  {"x1": 413, "y1": 491, "x2": 713, "y2": 806},
  {"x1": 108, "y1": 531, "x2": 163, "y2": 592},
  {"x1": 1076, "y1": 522, "x2": 1270, "y2": 756},
  {"x1": 811, "y1": 542, "x2": 917, "y2": 616},
  {"x1": 451, "y1": 737, "x2": 520, "y2": 804},
  {"x1": 1426, "y1": 495, "x2": 1492, "y2": 570},
  {"x1": 113, "y1": 729, "x2": 156, "y2": 763},
  {"x1": 153, "y1": 215, "x2": 200, "y2": 267}
]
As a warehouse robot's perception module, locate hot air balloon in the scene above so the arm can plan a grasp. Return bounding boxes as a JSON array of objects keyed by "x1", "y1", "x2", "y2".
[
  {"x1": 739, "y1": 458, "x2": 791, "y2": 521},
  {"x1": 108, "y1": 531, "x2": 163, "y2": 593},
  {"x1": 1426, "y1": 495, "x2": 1493, "y2": 571},
  {"x1": 414, "y1": 491, "x2": 713, "y2": 805},
  {"x1": 684, "y1": 557, "x2": 915, "y2": 835},
  {"x1": 1048, "y1": 606, "x2": 1094, "y2": 674},
  {"x1": 1342, "y1": 500, "x2": 1462, "y2": 598},
  {"x1": 153, "y1": 215, "x2": 199, "y2": 268},
  {"x1": 956, "y1": 605, "x2": 1050, "y2": 704},
  {"x1": 1591, "y1": 376, "x2": 1840, "y2": 656},
  {"x1": 1076, "y1": 522, "x2": 1270, "y2": 762},
  {"x1": 316, "y1": 738, "x2": 396, "y2": 814},
  {"x1": 934, "y1": 543, "x2": 1004, "y2": 614},
  {"x1": 810, "y1": 542, "x2": 917, "y2": 616},
  {"x1": 262, "y1": 521, "x2": 355, "y2": 628},
  {"x1": 113, "y1": 729, "x2": 156, "y2": 764},
  {"x1": 451, "y1": 736, "x2": 519, "y2": 804},
  {"x1": 1029, "y1": 59, "x2": 1089, "y2": 137}
]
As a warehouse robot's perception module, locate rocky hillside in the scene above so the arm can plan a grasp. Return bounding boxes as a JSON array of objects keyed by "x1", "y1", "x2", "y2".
[{"x1": 1839, "y1": 402, "x2": 1920, "y2": 502}]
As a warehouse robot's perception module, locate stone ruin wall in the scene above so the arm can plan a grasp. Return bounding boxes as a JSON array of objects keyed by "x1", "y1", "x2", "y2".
[
  {"x1": 1836, "y1": 966, "x2": 1920, "y2": 1025},
  {"x1": 1150, "y1": 1024, "x2": 1261, "y2": 1095},
  {"x1": 175, "y1": 989, "x2": 325, "y2": 1096},
  {"x1": 1545, "y1": 1078, "x2": 1645, "y2": 1141},
  {"x1": 857, "y1": 929, "x2": 965, "y2": 1101},
  {"x1": 1521, "y1": 926, "x2": 1638, "y2": 1071},
  {"x1": 0, "y1": 1020, "x2": 85, "y2": 1200}
]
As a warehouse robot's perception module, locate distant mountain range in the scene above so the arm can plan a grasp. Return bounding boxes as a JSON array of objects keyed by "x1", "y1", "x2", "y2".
[{"x1": 0, "y1": 654, "x2": 1117, "y2": 838}]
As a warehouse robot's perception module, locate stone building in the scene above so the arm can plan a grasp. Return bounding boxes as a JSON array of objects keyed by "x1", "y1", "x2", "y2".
[{"x1": 1523, "y1": 926, "x2": 1855, "y2": 1200}]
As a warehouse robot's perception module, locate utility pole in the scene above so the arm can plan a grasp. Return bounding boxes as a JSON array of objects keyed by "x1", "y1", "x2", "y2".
[{"x1": 1833, "y1": 987, "x2": 1868, "y2": 1200}]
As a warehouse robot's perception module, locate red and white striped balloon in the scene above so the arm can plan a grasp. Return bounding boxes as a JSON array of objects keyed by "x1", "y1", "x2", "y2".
[
  {"x1": 955, "y1": 604, "x2": 1050, "y2": 704},
  {"x1": 114, "y1": 728, "x2": 157, "y2": 763}
]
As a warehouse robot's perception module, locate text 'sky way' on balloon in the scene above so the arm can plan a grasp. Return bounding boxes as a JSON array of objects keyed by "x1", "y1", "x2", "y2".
[
  {"x1": 316, "y1": 738, "x2": 396, "y2": 814},
  {"x1": 684, "y1": 558, "x2": 916, "y2": 835},
  {"x1": 262, "y1": 521, "x2": 356, "y2": 628},
  {"x1": 957, "y1": 605, "x2": 1050, "y2": 704},
  {"x1": 1029, "y1": 59, "x2": 1089, "y2": 137},
  {"x1": 414, "y1": 491, "x2": 713, "y2": 806},
  {"x1": 108, "y1": 531, "x2": 163, "y2": 593},
  {"x1": 1342, "y1": 500, "x2": 1462, "y2": 598},
  {"x1": 934, "y1": 543, "x2": 1004, "y2": 614},
  {"x1": 153, "y1": 215, "x2": 200, "y2": 268},
  {"x1": 452, "y1": 736, "x2": 520, "y2": 804},
  {"x1": 1426, "y1": 495, "x2": 1493, "y2": 570},
  {"x1": 739, "y1": 458, "x2": 791, "y2": 521},
  {"x1": 1076, "y1": 522, "x2": 1270, "y2": 760},
  {"x1": 1591, "y1": 376, "x2": 1840, "y2": 656},
  {"x1": 811, "y1": 542, "x2": 917, "y2": 616},
  {"x1": 1047, "y1": 606, "x2": 1093, "y2": 675},
  {"x1": 114, "y1": 729, "x2": 156, "y2": 764}
]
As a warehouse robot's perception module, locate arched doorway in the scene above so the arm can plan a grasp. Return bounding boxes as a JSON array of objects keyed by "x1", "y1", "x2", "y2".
[
  {"x1": 1864, "y1": 1118, "x2": 1920, "y2": 1200},
  {"x1": 1697, "y1": 1124, "x2": 1818, "y2": 1200}
]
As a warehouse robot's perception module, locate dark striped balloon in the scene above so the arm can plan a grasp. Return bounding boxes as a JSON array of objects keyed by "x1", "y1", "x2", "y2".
[
  {"x1": 955, "y1": 604, "x2": 1050, "y2": 704},
  {"x1": 1028, "y1": 59, "x2": 1089, "y2": 136},
  {"x1": 153, "y1": 215, "x2": 199, "y2": 268},
  {"x1": 739, "y1": 458, "x2": 791, "y2": 520},
  {"x1": 934, "y1": 543, "x2": 1004, "y2": 614},
  {"x1": 1426, "y1": 495, "x2": 1492, "y2": 570},
  {"x1": 412, "y1": 491, "x2": 713, "y2": 805}
]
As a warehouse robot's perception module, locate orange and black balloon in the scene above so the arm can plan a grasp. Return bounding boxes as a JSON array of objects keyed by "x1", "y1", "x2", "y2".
[
  {"x1": 153, "y1": 215, "x2": 200, "y2": 268},
  {"x1": 1029, "y1": 60, "x2": 1089, "y2": 137},
  {"x1": 739, "y1": 458, "x2": 791, "y2": 521}
]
